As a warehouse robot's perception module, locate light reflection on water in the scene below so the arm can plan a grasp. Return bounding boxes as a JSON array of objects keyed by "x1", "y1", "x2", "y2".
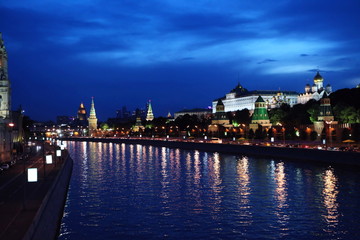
[
  {"x1": 322, "y1": 168, "x2": 339, "y2": 231},
  {"x1": 59, "y1": 142, "x2": 360, "y2": 240}
]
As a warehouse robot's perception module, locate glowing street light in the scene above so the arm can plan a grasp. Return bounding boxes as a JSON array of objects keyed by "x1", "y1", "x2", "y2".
[
  {"x1": 27, "y1": 168, "x2": 38, "y2": 182},
  {"x1": 46, "y1": 155, "x2": 53, "y2": 164}
]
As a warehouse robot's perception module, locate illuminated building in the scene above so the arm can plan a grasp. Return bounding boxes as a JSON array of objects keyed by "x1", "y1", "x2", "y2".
[
  {"x1": 208, "y1": 99, "x2": 233, "y2": 134},
  {"x1": 212, "y1": 99, "x2": 230, "y2": 125},
  {"x1": 314, "y1": 96, "x2": 338, "y2": 141},
  {"x1": 174, "y1": 108, "x2": 212, "y2": 119},
  {"x1": 249, "y1": 96, "x2": 272, "y2": 130},
  {"x1": 146, "y1": 100, "x2": 154, "y2": 121},
  {"x1": 298, "y1": 71, "x2": 332, "y2": 104},
  {"x1": 318, "y1": 96, "x2": 335, "y2": 122},
  {"x1": 0, "y1": 33, "x2": 11, "y2": 119},
  {"x1": 77, "y1": 102, "x2": 87, "y2": 121},
  {"x1": 132, "y1": 116, "x2": 144, "y2": 132},
  {"x1": 88, "y1": 97, "x2": 98, "y2": 136},
  {"x1": 212, "y1": 83, "x2": 298, "y2": 113},
  {"x1": 0, "y1": 33, "x2": 23, "y2": 162}
]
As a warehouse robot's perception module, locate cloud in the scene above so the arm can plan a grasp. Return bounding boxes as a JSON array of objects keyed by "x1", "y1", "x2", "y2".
[{"x1": 257, "y1": 59, "x2": 277, "y2": 64}]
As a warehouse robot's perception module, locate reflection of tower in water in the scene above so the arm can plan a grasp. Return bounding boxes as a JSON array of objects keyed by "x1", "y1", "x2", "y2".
[{"x1": 322, "y1": 168, "x2": 339, "y2": 229}]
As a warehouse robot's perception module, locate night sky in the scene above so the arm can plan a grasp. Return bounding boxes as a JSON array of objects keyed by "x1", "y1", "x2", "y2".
[{"x1": 1, "y1": 1, "x2": 359, "y2": 121}]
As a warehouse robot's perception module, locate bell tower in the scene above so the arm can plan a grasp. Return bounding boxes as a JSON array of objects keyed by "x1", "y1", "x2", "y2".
[{"x1": 0, "y1": 33, "x2": 11, "y2": 119}]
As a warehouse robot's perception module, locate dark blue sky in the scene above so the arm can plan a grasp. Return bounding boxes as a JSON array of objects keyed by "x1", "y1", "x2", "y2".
[{"x1": 1, "y1": 1, "x2": 359, "y2": 121}]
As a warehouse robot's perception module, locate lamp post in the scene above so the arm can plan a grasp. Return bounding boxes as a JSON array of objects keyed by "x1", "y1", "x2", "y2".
[
  {"x1": 8, "y1": 122, "x2": 14, "y2": 162},
  {"x1": 325, "y1": 120, "x2": 333, "y2": 149}
]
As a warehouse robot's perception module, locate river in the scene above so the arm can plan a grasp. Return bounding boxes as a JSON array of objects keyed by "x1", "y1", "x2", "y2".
[{"x1": 58, "y1": 141, "x2": 360, "y2": 239}]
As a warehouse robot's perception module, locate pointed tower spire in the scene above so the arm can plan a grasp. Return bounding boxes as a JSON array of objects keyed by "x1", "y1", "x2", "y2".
[
  {"x1": 146, "y1": 100, "x2": 154, "y2": 121},
  {"x1": 88, "y1": 97, "x2": 98, "y2": 136}
]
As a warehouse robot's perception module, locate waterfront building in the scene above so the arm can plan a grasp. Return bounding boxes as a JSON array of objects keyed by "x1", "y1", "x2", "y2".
[
  {"x1": 174, "y1": 108, "x2": 212, "y2": 119},
  {"x1": 298, "y1": 71, "x2": 332, "y2": 104},
  {"x1": 249, "y1": 96, "x2": 272, "y2": 131},
  {"x1": 314, "y1": 96, "x2": 339, "y2": 142},
  {"x1": 132, "y1": 116, "x2": 145, "y2": 133},
  {"x1": 146, "y1": 100, "x2": 154, "y2": 121},
  {"x1": 208, "y1": 99, "x2": 233, "y2": 135},
  {"x1": 88, "y1": 97, "x2": 98, "y2": 136},
  {"x1": 212, "y1": 83, "x2": 298, "y2": 113}
]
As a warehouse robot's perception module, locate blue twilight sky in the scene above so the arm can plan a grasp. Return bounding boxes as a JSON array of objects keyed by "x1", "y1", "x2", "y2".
[{"x1": 1, "y1": 0, "x2": 360, "y2": 121}]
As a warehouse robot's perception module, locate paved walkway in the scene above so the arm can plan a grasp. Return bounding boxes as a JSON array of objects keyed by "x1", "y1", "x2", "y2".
[{"x1": 0, "y1": 143, "x2": 67, "y2": 240}]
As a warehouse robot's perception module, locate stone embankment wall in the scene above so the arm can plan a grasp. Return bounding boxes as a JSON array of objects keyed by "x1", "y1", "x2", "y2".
[
  {"x1": 67, "y1": 138, "x2": 360, "y2": 167},
  {"x1": 23, "y1": 154, "x2": 73, "y2": 240}
]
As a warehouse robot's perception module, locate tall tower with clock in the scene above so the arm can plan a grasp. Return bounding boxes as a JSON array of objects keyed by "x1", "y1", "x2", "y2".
[{"x1": 0, "y1": 33, "x2": 11, "y2": 119}]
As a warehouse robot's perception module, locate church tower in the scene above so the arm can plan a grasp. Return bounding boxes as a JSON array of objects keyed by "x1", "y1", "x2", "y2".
[
  {"x1": 0, "y1": 33, "x2": 11, "y2": 119},
  {"x1": 88, "y1": 97, "x2": 98, "y2": 136},
  {"x1": 313, "y1": 71, "x2": 324, "y2": 91},
  {"x1": 146, "y1": 100, "x2": 154, "y2": 121}
]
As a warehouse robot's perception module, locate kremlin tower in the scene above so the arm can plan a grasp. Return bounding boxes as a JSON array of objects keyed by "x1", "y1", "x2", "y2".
[
  {"x1": 249, "y1": 96, "x2": 272, "y2": 130},
  {"x1": 77, "y1": 102, "x2": 87, "y2": 121},
  {"x1": 88, "y1": 97, "x2": 98, "y2": 136},
  {"x1": 146, "y1": 100, "x2": 154, "y2": 121}
]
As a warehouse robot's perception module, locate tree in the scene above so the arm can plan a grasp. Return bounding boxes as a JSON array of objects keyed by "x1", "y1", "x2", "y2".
[
  {"x1": 310, "y1": 131, "x2": 318, "y2": 141},
  {"x1": 248, "y1": 129, "x2": 255, "y2": 139},
  {"x1": 101, "y1": 123, "x2": 109, "y2": 131},
  {"x1": 268, "y1": 108, "x2": 287, "y2": 124},
  {"x1": 232, "y1": 109, "x2": 251, "y2": 126},
  {"x1": 307, "y1": 104, "x2": 320, "y2": 123}
]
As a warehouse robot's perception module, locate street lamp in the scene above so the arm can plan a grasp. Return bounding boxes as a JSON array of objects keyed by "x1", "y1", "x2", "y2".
[
  {"x1": 8, "y1": 123, "x2": 14, "y2": 162},
  {"x1": 325, "y1": 120, "x2": 333, "y2": 149}
]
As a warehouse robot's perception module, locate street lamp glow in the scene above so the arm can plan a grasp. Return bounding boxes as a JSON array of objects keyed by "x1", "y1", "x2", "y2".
[
  {"x1": 27, "y1": 168, "x2": 38, "y2": 182},
  {"x1": 56, "y1": 150, "x2": 62, "y2": 157},
  {"x1": 46, "y1": 155, "x2": 53, "y2": 164}
]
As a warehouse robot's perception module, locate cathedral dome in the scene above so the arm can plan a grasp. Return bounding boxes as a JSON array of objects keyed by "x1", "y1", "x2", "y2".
[{"x1": 313, "y1": 71, "x2": 323, "y2": 83}]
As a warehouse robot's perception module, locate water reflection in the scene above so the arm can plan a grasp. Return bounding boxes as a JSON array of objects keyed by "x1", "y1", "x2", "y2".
[
  {"x1": 322, "y1": 168, "x2": 339, "y2": 229},
  {"x1": 236, "y1": 156, "x2": 252, "y2": 225},
  {"x1": 273, "y1": 162, "x2": 289, "y2": 233},
  {"x1": 275, "y1": 162, "x2": 288, "y2": 209},
  {"x1": 60, "y1": 142, "x2": 359, "y2": 240}
]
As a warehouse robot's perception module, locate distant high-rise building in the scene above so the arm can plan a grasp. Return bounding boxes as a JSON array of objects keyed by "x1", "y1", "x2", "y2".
[
  {"x1": 0, "y1": 32, "x2": 11, "y2": 119},
  {"x1": 146, "y1": 100, "x2": 154, "y2": 121},
  {"x1": 77, "y1": 102, "x2": 87, "y2": 121},
  {"x1": 88, "y1": 97, "x2": 98, "y2": 136}
]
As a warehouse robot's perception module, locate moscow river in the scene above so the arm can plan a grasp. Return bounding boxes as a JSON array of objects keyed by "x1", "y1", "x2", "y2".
[{"x1": 59, "y1": 141, "x2": 360, "y2": 239}]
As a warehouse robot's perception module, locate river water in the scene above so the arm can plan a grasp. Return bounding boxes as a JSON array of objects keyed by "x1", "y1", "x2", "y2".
[{"x1": 59, "y1": 141, "x2": 360, "y2": 239}]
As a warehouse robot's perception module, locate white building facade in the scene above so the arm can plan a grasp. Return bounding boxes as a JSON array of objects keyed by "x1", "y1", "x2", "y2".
[
  {"x1": 298, "y1": 71, "x2": 332, "y2": 104},
  {"x1": 212, "y1": 83, "x2": 299, "y2": 113}
]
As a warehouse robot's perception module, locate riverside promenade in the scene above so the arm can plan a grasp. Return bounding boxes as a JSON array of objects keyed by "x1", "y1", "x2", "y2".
[
  {"x1": 0, "y1": 143, "x2": 73, "y2": 240},
  {"x1": 66, "y1": 137, "x2": 360, "y2": 167}
]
